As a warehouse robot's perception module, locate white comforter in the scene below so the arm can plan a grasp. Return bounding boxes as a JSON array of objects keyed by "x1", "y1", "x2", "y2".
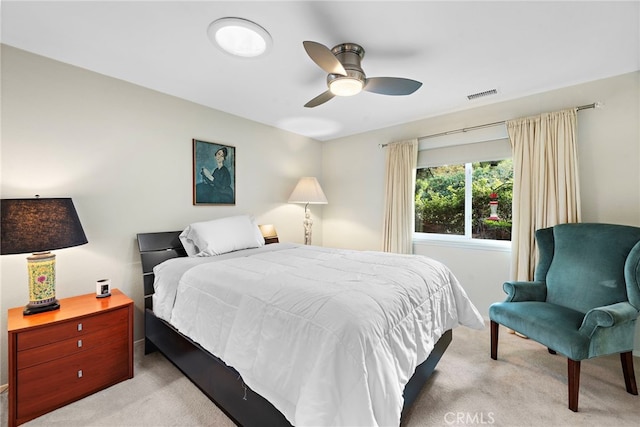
[{"x1": 153, "y1": 243, "x2": 484, "y2": 426}]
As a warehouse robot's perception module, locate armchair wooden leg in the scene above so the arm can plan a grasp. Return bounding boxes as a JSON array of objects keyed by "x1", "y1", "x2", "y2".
[
  {"x1": 621, "y1": 351, "x2": 638, "y2": 395},
  {"x1": 568, "y1": 359, "x2": 580, "y2": 412},
  {"x1": 490, "y1": 320, "x2": 498, "y2": 360}
]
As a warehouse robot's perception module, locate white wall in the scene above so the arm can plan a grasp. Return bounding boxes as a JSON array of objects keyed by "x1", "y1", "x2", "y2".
[
  {"x1": 0, "y1": 45, "x2": 324, "y2": 384},
  {"x1": 322, "y1": 71, "x2": 640, "y2": 349}
]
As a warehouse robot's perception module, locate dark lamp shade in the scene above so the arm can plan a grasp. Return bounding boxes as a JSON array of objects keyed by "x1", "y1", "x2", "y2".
[{"x1": 1, "y1": 198, "x2": 88, "y2": 255}]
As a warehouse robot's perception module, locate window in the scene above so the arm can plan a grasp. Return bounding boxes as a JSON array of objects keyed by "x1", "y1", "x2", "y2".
[
  {"x1": 413, "y1": 129, "x2": 513, "y2": 242},
  {"x1": 415, "y1": 159, "x2": 513, "y2": 241}
]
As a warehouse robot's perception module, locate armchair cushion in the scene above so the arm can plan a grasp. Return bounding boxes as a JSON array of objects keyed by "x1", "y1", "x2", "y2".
[{"x1": 489, "y1": 301, "x2": 589, "y2": 359}]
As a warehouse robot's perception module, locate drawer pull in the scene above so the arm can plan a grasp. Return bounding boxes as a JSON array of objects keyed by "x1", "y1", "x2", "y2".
[
  {"x1": 77, "y1": 339, "x2": 83, "y2": 348},
  {"x1": 78, "y1": 370, "x2": 83, "y2": 378},
  {"x1": 77, "y1": 323, "x2": 83, "y2": 332}
]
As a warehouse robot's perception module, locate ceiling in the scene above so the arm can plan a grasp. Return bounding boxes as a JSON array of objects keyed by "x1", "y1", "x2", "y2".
[{"x1": 2, "y1": 1, "x2": 639, "y2": 141}]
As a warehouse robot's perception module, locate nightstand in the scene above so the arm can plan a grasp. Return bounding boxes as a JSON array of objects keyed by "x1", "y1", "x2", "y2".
[{"x1": 7, "y1": 289, "x2": 134, "y2": 427}]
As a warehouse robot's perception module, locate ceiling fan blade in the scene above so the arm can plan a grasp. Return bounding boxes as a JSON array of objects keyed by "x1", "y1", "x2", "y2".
[
  {"x1": 304, "y1": 90, "x2": 335, "y2": 108},
  {"x1": 303, "y1": 41, "x2": 347, "y2": 76},
  {"x1": 364, "y1": 77, "x2": 423, "y2": 95}
]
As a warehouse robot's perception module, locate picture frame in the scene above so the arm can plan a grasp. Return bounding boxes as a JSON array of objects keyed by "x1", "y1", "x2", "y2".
[
  {"x1": 192, "y1": 139, "x2": 236, "y2": 205},
  {"x1": 95, "y1": 279, "x2": 111, "y2": 298}
]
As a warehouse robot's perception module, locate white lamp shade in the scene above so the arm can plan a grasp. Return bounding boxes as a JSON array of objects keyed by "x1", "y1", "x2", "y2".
[{"x1": 288, "y1": 177, "x2": 328, "y2": 204}]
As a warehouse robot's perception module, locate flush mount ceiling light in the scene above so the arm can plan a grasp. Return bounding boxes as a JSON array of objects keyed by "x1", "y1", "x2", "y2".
[
  {"x1": 207, "y1": 17, "x2": 272, "y2": 58},
  {"x1": 328, "y1": 70, "x2": 365, "y2": 96}
]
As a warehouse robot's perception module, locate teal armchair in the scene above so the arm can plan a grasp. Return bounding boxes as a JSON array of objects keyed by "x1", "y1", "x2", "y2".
[{"x1": 490, "y1": 223, "x2": 640, "y2": 411}]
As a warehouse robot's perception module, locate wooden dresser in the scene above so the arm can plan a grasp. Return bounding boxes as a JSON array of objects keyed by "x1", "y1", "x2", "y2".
[{"x1": 7, "y1": 289, "x2": 134, "y2": 426}]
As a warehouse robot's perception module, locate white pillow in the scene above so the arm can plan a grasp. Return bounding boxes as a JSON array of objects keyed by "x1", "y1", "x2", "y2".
[{"x1": 179, "y1": 215, "x2": 265, "y2": 256}]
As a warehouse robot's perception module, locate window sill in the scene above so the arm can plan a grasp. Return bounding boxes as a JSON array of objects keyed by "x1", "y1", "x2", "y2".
[{"x1": 413, "y1": 233, "x2": 512, "y2": 252}]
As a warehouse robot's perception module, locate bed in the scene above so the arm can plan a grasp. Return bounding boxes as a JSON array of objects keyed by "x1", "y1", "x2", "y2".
[{"x1": 137, "y1": 216, "x2": 484, "y2": 426}]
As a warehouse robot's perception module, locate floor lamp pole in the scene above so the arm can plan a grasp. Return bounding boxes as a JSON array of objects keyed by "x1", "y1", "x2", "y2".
[{"x1": 303, "y1": 203, "x2": 313, "y2": 245}]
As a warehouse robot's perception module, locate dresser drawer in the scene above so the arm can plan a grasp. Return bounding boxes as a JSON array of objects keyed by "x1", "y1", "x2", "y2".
[
  {"x1": 16, "y1": 336, "x2": 130, "y2": 422},
  {"x1": 16, "y1": 307, "x2": 128, "y2": 351},
  {"x1": 18, "y1": 321, "x2": 128, "y2": 369}
]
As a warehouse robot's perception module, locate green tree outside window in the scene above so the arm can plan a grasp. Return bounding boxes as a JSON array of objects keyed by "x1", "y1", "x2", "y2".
[{"x1": 415, "y1": 159, "x2": 513, "y2": 241}]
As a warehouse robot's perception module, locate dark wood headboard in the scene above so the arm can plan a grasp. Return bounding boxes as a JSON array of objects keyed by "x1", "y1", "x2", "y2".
[{"x1": 136, "y1": 231, "x2": 186, "y2": 310}]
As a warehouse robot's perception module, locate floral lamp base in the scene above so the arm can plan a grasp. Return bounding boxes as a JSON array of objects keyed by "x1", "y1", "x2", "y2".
[{"x1": 25, "y1": 252, "x2": 60, "y2": 315}]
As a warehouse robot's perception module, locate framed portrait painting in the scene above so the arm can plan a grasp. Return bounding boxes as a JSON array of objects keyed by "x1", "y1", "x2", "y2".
[{"x1": 193, "y1": 139, "x2": 236, "y2": 205}]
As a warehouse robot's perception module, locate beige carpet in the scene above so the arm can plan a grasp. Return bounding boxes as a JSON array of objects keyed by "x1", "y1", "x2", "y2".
[{"x1": 2, "y1": 322, "x2": 639, "y2": 427}]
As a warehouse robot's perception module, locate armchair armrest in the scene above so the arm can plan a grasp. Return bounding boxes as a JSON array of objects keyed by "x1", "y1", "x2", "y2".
[
  {"x1": 579, "y1": 301, "x2": 640, "y2": 337},
  {"x1": 503, "y1": 281, "x2": 547, "y2": 302}
]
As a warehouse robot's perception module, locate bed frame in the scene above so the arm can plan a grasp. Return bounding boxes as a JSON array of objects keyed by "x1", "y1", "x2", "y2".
[{"x1": 137, "y1": 231, "x2": 452, "y2": 426}]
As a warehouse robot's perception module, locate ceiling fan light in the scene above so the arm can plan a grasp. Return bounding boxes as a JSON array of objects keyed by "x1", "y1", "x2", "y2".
[
  {"x1": 207, "y1": 18, "x2": 272, "y2": 58},
  {"x1": 329, "y1": 77, "x2": 364, "y2": 97}
]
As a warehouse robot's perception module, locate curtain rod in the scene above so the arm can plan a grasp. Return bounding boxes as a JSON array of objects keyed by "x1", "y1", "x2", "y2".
[{"x1": 379, "y1": 102, "x2": 600, "y2": 148}]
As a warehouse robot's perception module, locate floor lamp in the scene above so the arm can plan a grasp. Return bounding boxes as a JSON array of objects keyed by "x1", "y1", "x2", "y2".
[{"x1": 288, "y1": 177, "x2": 328, "y2": 245}]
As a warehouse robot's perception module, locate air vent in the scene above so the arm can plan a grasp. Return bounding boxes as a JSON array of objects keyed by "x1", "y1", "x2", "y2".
[{"x1": 467, "y1": 89, "x2": 498, "y2": 100}]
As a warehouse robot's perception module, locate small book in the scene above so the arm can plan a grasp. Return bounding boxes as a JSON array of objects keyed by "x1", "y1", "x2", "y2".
[{"x1": 201, "y1": 168, "x2": 214, "y2": 181}]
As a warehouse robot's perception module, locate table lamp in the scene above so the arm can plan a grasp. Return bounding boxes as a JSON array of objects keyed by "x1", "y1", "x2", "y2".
[
  {"x1": 1, "y1": 197, "x2": 88, "y2": 315},
  {"x1": 288, "y1": 177, "x2": 328, "y2": 245},
  {"x1": 258, "y1": 224, "x2": 279, "y2": 245}
]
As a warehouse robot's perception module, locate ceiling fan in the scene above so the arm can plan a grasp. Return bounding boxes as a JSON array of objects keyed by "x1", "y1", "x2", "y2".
[{"x1": 303, "y1": 41, "x2": 423, "y2": 108}]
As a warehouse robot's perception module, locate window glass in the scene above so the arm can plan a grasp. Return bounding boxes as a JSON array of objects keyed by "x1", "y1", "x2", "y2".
[{"x1": 415, "y1": 164, "x2": 465, "y2": 235}]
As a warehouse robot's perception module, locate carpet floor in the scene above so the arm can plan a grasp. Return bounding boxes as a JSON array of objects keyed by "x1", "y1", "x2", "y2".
[{"x1": 2, "y1": 321, "x2": 639, "y2": 426}]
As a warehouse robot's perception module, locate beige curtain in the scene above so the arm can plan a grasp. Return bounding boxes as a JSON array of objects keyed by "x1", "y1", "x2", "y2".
[
  {"x1": 507, "y1": 108, "x2": 581, "y2": 280},
  {"x1": 382, "y1": 139, "x2": 418, "y2": 253}
]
